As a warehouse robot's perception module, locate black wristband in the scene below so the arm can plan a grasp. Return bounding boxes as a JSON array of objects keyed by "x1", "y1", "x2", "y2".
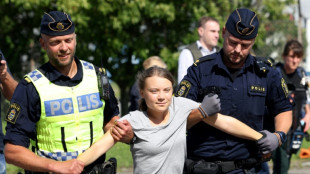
[{"x1": 275, "y1": 131, "x2": 287, "y2": 143}]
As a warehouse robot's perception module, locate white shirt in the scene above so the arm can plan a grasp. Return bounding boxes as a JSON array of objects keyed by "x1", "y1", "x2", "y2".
[{"x1": 177, "y1": 40, "x2": 217, "y2": 84}]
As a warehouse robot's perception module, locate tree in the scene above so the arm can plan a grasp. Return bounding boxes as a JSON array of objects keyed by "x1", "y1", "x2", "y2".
[{"x1": 0, "y1": 0, "x2": 299, "y2": 115}]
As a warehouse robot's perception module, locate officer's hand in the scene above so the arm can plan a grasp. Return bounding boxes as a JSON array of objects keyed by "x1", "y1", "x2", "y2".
[
  {"x1": 111, "y1": 120, "x2": 134, "y2": 144},
  {"x1": 198, "y1": 93, "x2": 221, "y2": 118},
  {"x1": 256, "y1": 130, "x2": 279, "y2": 154},
  {"x1": 53, "y1": 159, "x2": 84, "y2": 174}
]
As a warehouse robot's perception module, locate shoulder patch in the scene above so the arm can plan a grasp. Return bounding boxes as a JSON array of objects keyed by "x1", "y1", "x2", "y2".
[
  {"x1": 175, "y1": 80, "x2": 191, "y2": 97},
  {"x1": 281, "y1": 78, "x2": 289, "y2": 98},
  {"x1": 6, "y1": 103, "x2": 21, "y2": 124},
  {"x1": 193, "y1": 56, "x2": 214, "y2": 66}
]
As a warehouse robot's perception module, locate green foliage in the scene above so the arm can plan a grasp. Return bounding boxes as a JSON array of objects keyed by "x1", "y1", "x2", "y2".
[{"x1": 0, "y1": 0, "x2": 302, "y2": 115}]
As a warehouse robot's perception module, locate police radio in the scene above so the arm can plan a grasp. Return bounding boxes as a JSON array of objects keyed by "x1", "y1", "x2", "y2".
[{"x1": 98, "y1": 58, "x2": 109, "y2": 101}]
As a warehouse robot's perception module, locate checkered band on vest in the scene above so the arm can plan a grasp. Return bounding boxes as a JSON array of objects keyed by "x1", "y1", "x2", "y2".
[
  {"x1": 37, "y1": 150, "x2": 85, "y2": 161},
  {"x1": 27, "y1": 70, "x2": 43, "y2": 82},
  {"x1": 82, "y1": 61, "x2": 94, "y2": 70}
]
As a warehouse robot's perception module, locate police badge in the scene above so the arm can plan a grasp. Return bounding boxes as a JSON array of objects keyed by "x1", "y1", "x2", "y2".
[{"x1": 6, "y1": 103, "x2": 21, "y2": 124}]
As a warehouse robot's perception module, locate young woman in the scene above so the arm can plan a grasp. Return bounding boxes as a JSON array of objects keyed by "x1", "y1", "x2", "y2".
[{"x1": 77, "y1": 66, "x2": 263, "y2": 173}]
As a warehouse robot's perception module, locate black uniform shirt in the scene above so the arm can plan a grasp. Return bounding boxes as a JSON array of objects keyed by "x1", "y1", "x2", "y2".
[{"x1": 4, "y1": 57, "x2": 119, "y2": 148}]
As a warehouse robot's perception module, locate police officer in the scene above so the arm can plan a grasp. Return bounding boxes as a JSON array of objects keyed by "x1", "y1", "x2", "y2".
[
  {"x1": 0, "y1": 50, "x2": 18, "y2": 174},
  {"x1": 4, "y1": 11, "x2": 132, "y2": 173},
  {"x1": 176, "y1": 8, "x2": 293, "y2": 173},
  {"x1": 272, "y1": 40, "x2": 310, "y2": 174}
]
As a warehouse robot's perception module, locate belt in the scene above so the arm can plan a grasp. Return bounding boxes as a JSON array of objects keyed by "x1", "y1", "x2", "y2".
[{"x1": 185, "y1": 157, "x2": 261, "y2": 174}]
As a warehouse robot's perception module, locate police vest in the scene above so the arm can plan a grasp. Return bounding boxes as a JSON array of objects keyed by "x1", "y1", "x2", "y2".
[
  {"x1": 26, "y1": 60, "x2": 105, "y2": 161},
  {"x1": 186, "y1": 43, "x2": 203, "y2": 62},
  {"x1": 186, "y1": 43, "x2": 219, "y2": 62},
  {"x1": 276, "y1": 64, "x2": 307, "y2": 130}
]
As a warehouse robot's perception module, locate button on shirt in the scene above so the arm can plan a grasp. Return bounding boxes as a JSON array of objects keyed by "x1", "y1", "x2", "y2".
[
  {"x1": 182, "y1": 50, "x2": 292, "y2": 161},
  {"x1": 178, "y1": 40, "x2": 217, "y2": 83},
  {"x1": 4, "y1": 57, "x2": 119, "y2": 148}
]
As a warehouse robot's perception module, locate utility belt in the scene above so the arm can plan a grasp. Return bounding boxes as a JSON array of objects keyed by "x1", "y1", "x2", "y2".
[
  {"x1": 82, "y1": 157, "x2": 117, "y2": 174},
  {"x1": 25, "y1": 156, "x2": 116, "y2": 174},
  {"x1": 184, "y1": 157, "x2": 262, "y2": 174}
]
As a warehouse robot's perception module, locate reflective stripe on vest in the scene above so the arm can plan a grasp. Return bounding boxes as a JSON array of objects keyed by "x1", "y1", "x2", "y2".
[{"x1": 26, "y1": 60, "x2": 105, "y2": 157}]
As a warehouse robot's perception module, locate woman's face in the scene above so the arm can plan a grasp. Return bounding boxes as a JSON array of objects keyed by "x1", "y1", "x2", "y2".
[
  {"x1": 283, "y1": 50, "x2": 302, "y2": 73},
  {"x1": 140, "y1": 75, "x2": 173, "y2": 114}
]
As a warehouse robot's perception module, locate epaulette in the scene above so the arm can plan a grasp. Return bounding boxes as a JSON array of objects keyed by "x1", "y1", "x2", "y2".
[
  {"x1": 24, "y1": 76, "x2": 32, "y2": 83},
  {"x1": 254, "y1": 56, "x2": 274, "y2": 75},
  {"x1": 193, "y1": 56, "x2": 215, "y2": 66},
  {"x1": 255, "y1": 56, "x2": 274, "y2": 67}
]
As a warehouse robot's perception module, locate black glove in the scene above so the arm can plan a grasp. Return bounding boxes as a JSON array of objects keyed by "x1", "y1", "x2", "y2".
[
  {"x1": 198, "y1": 93, "x2": 221, "y2": 118},
  {"x1": 256, "y1": 130, "x2": 279, "y2": 154}
]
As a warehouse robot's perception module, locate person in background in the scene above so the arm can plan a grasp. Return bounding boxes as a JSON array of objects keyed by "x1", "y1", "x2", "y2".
[
  {"x1": 78, "y1": 66, "x2": 266, "y2": 174},
  {"x1": 129, "y1": 56, "x2": 167, "y2": 111},
  {"x1": 0, "y1": 50, "x2": 18, "y2": 174},
  {"x1": 272, "y1": 39, "x2": 310, "y2": 174},
  {"x1": 178, "y1": 16, "x2": 220, "y2": 84},
  {"x1": 176, "y1": 8, "x2": 293, "y2": 173},
  {"x1": 4, "y1": 11, "x2": 132, "y2": 173}
]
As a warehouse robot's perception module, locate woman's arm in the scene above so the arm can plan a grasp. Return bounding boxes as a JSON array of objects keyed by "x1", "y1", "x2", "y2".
[
  {"x1": 202, "y1": 113, "x2": 263, "y2": 140},
  {"x1": 78, "y1": 130, "x2": 117, "y2": 166},
  {"x1": 187, "y1": 108, "x2": 262, "y2": 140}
]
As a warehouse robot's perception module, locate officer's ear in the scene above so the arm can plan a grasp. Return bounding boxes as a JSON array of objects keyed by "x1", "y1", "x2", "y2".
[
  {"x1": 74, "y1": 33, "x2": 77, "y2": 47},
  {"x1": 222, "y1": 27, "x2": 227, "y2": 39},
  {"x1": 39, "y1": 37, "x2": 45, "y2": 50}
]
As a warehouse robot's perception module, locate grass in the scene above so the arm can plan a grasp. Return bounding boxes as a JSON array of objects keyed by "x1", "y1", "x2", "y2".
[{"x1": 106, "y1": 142, "x2": 133, "y2": 172}]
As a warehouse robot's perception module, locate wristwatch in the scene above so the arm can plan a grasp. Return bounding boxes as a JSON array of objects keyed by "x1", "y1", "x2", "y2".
[{"x1": 275, "y1": 131, "x2": 287, "y2": 143}]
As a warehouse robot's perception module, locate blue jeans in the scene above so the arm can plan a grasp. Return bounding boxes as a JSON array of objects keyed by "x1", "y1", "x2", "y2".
[{"x1": 0, "y1": 152, "x2": 6, "y2": 174}]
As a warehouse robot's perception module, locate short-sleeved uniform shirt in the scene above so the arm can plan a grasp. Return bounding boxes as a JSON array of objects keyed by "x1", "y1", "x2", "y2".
[
  {"x1": 4, "y1": 57, "x2": 119, "y2": 149},
  {"x1": 176, "y1": 50, "x2": 292, "y2": 161},
  {"x1": 119, "y1": 96, "x2": 199, "y2": 174}
]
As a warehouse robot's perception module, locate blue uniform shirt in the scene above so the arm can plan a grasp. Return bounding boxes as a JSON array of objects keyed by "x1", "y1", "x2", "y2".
[
  {"x1": 177, "y1": 50, "x2": 292, "y2": 161},
  {"x1": 4, "y1": 57, "x2": 119, "y2": 148}
]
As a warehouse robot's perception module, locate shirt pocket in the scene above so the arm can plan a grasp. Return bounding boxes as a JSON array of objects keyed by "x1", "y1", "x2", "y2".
[{"x1": 245, "y1": 84, "x2": 267, "y2": 130}]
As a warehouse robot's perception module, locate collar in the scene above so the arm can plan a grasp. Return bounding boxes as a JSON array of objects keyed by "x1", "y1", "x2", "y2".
[
  {"x1": 216, "y1": 50, "x2": 255, "y2": 73},
  {"x1": 196, "y1": 40, "x2": 217, "y2": 55},
  {"x1": 39, "y1": 57, "x2": 83, "y2": 83}
]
